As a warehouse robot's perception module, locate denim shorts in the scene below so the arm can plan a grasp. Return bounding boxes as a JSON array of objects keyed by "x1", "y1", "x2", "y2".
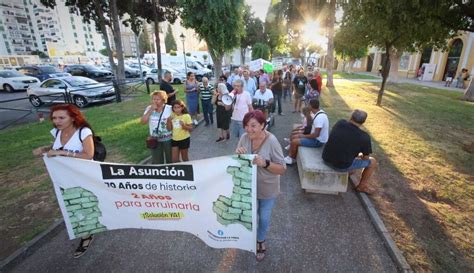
[
  {"x1": 299, "y1": 137, "x2": 324, "y2": 148},
  {"x1": 336, "y1": 158, "x2": 371, "y2": 172}
]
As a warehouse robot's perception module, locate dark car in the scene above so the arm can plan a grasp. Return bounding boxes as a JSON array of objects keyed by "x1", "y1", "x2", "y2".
[
  {"x1": 64, "y1": 64, "x2": 114, "y2": 82},
  {"x1": 17, "y1": 65, "x2": 70, "y2": 82}
]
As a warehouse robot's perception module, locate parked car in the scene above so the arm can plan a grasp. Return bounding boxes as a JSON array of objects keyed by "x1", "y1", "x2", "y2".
[
  {"x1": 17, "y1": 65, "x2": 70, "y2": 82},
  {"x1": 64, "y1": 64, "x2": 114, "y2": 82},
  {"x1": 145, "y1": 66, "x2": 187, "y2": 85},
  {"x1": 124, "y1": 64, "x2": 143, "y2": 78},
  {"x1": 128, "y1": 63, "x2": 152, "y2": 75},
  {"x1": 27, "y1": 76, "x2": 115, "y2": 108},
  {"x1": 0, "y1": 70, "x2": 40, "y2": 92}
]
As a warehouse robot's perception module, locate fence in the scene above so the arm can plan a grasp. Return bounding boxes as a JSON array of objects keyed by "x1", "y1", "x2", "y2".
[{"x1": 0, "y1": 79, "x2": 146, "y2": 130}]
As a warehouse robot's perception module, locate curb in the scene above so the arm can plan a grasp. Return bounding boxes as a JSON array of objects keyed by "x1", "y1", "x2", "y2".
[
  {"x1": 0, "y1": 156, "x2": 154, "y2": 272},
  {"x1": 351, "y1": 178, "x2": 413, "y2": 273},
  {"x1": 0, "y1": 219, "x2": 64, "y2": 272}
]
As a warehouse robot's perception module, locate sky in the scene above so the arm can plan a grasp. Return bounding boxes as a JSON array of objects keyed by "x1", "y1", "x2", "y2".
[{"x1": 246, "y1": 0, "x2": 272, "y2": 21}]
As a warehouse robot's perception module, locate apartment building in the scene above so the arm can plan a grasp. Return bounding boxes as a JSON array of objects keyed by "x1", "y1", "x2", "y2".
[{"x1": 0, "y1": 0, "x2": 105, "y2": 57}]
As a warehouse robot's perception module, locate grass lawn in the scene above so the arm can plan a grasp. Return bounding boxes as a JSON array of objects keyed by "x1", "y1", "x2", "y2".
[
  {"x1": 321, "y1": 71, "x2": 379, "y2": 79},
  {"x1": 0, "y1": 83, "x2": 185, "y2": 260},
  {"x1": 321, "y1": 81, "x2": 473, "y2": 272}
]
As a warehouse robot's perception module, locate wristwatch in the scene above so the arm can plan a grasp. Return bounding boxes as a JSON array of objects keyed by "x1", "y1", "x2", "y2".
[{"x1": 263, "y1": 159, "x2": 270, "y2": 169}]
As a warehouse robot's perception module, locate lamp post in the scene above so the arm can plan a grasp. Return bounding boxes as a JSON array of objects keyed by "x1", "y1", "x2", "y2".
[{"x1": 180, "y1": 33, "x2": 187, "y2": 75}]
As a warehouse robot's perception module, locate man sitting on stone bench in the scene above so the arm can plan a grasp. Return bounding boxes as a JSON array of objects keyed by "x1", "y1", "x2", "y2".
[
  {"x1": 284, "y1": 99, "x2": 329, "y2": 165},
  {"x1": 322, "y1": 109, "x2": 377, "y2": 194}
]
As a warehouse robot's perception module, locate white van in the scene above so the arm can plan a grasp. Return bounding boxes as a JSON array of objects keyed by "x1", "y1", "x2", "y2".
[{"x1": 144, "y1": 54, "x2": 212, "y2": 81}]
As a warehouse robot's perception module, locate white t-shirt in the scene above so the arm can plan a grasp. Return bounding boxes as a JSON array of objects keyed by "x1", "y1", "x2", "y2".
[
  {"x1": 311, "y1": 110, "x2": 329, "y2": 143},
  {"x1": 144, "y1": 104, "x2": 173, "y2": 141},
  {"x1": 253, "y1": 89, "x2": 274, "y2": 102},
  {"x1": 50, "y1": 127, "x2": 92, "y2": 153},
  {"x1": 230, "y1": 91, "x2": 253, "y2": 121}
]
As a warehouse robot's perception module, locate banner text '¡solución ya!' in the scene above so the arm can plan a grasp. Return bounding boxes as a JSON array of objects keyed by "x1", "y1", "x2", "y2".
[{"x1": 100, "y1": 164, "x2": 194, "y2": 181}]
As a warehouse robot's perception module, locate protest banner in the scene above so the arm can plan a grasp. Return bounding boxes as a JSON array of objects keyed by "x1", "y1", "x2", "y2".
[{"x1": 43, "y1": 154, "x2": 257, "y2": 253}]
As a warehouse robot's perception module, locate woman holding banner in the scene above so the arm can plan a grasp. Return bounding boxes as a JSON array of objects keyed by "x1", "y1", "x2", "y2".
[
  {"x1": 32, "y1": 104, "x2": 95, "y2": 258},
  {"x1": 235, "y1": 110, "x2": 286, "y2": 261},
  {"x1": 141, "y1": 90, "x2": 173, "y2": 164}
]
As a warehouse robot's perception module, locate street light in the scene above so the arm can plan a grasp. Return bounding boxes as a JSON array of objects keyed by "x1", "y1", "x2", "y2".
[{"x1": 180, "y1": 33, "x2": 187, "y2": 75}]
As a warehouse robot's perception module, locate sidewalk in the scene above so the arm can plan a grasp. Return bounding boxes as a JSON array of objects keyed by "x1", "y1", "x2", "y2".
[
  {"x1": 3, "y1": 100, "x2": 397, "y2": 273},
  {"x1": 351, "y1": 72, "x2": 465, "y2": 93}
]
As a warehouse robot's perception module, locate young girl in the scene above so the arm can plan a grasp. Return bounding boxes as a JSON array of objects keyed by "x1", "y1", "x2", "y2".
[
  {"x1": 304, "y1": 79, "x2": 320, "y2": 106},
  {"x1": 167, "y1": 100, "x2": 193, "y2": 162},
  {"x1": 284, "y1": 107, "x2": 313, "y2": 150}
]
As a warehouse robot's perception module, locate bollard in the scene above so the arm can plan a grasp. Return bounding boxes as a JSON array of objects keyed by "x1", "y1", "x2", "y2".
[
  {"x1": 146, "y1": 79, "x2": 150, "y2": 94},
  {"x1": 37, "y1": 112, "x2": 45, "y2": 122}
]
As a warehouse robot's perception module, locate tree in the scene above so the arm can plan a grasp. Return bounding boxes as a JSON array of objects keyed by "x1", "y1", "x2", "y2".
[
  {"x1": 179, "y1": 0, "x2": 245, "y2": 77},
  {"x1": 164, "y1": 24, "x2": 177, "y2": 53},
  {"x1": 31, "y1": 50, "x2": 49, "y2": 59},
  {"x1": 169, "y1": 50, "x2": 177, "y2": 56},
  {"x1": 99, "y1": 48, "x2": 108, "y2": 56},
  {"x1": 264, "y1": 1, "x2": 286, "y2": 59},
  {"x1": 341, "y1": 0, "x2": 457, "y2": 105},
  {"x1": 40, "y1": 0, "x2": 127, "y2": 86},
  {"x1": 128, "y1": 0, "x2": 179, "y2": 82},
  {"x1": 334, "y1": 25, "x2": 368, "y2": 73},
  {"x1": 251, "y1": 43, "x2": 270, "y2": 60},
  {"x1": 240, "y1": 5, "x2": 264, "y2": 64},
  {"x1": 139, "y1": 28, "x2": 152, "y2": 56}
]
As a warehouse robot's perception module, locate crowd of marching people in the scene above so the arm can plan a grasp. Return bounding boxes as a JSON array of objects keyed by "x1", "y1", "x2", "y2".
[{"x1": 34, "y1": 63, "x2": 377, "y2": 261}]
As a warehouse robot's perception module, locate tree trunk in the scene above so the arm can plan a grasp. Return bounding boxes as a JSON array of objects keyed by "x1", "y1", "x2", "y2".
[
  {"x1": 387, "y1": 49, "x2": 402, "y2": 83},
  {"x1": 325, "y1": 0, "x2": 336, "y2": 88},
  {"x1": 377, "y1": 45, "x2": 392, "y2": 106},
  {"x1": 348, "y1": 58, "x2": 355, "y2": 74},
  {"x1": 210, "y1": 50, "x2": 223, "y2": 78},
  {"x1": 464, "y1": 80, "x2": 474, "y2": 101},
  {"x1": 109, "y1": 0, "x2": 125, "y2": 84},
  {"x1": 93, "y1": 0, "x2": 115, "y2": 74},
  {"x1": 152, "y1": 0, "x2": 163, "y2": 83},
  {"x1": 240, "y1": 48, "x2": 246, "y2": 64}
]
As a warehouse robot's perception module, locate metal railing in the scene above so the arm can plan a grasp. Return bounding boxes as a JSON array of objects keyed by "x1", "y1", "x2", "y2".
[{"x1": 0, "y1": 78, "x2": 146, "y2": 130}]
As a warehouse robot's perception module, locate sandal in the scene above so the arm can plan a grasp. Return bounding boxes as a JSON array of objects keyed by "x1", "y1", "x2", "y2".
[
  {"x1": 256, "y1": 240, "x2": 266, "y2": 261},
  {"x1": 74, "y1": 235, "x2": 94, "y2": 258}
]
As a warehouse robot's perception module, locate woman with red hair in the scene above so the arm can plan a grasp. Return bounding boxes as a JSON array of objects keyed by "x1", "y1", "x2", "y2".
[
  {"x1": 235, "y1": 110, "x2": 286, "y2": 261},
  {"x1": 33, "y1": 103, "x2": 95, "y2": 258}
]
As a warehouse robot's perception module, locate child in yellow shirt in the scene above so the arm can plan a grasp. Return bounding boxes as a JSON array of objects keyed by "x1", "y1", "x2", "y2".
[{"x1": 167, "y1": 100, "x2": 193, "y2": 162}]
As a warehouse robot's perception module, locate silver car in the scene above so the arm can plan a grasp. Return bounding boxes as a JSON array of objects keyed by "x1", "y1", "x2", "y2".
[{"x1": 27, "y1": 76, "x2": 116, "y2": 108}]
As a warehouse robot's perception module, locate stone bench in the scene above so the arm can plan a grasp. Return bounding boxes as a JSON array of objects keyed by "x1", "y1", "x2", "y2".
[{"x1": 296, "y1": 146, "x2": 348, "y2": 194}]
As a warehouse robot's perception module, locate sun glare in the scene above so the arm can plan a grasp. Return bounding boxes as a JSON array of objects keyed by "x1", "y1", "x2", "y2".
[{"x1": 302, "y1": 21, "x2": 327, "y2": 47}]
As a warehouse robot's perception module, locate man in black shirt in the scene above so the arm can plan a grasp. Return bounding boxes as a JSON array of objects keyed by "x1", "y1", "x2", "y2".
[
  {"x1": 160, "y1": 71, "x2": 177, "y2": 105},
  {"x1": 292, "y1": 69, "x2": 307, "y2": 113},
  {"x1": 322, "y1": 109, "x2": 377, "y2": 194}
]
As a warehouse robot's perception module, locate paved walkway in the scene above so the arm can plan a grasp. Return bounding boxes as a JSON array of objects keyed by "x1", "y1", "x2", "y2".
[
  {"x1": 349, "y1": 71, "x2": 466, "y2": 93},
  {"x1": 3, "y1": 100, "x2": 397, "y2": 273}
]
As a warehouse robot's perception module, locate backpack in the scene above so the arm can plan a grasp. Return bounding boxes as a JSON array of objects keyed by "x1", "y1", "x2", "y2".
[
  {"x1": 303, "y1": 111, "x2": 327, "y2": 135},
  {"x1": 79, "y1": 127, "x2": 107, "y2": 162}
]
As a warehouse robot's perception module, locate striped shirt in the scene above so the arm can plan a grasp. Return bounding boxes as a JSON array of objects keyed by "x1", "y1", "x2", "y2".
[{"x1": 199, "y1": 83, "x2": 214, "y2": 101}]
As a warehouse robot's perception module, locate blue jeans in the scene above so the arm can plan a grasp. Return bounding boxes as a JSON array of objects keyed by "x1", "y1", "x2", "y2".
[
  {"x1": 272, "y1": 94, "x2": 283, "y2": 114},
  {"x1": 257, "y1": 198, "x2": 276, "y2": 241},
  {"x1": 201, "y1": 99, "x2": 213, "y2": 124},
  {"x1": 331, "y1": 158, "x2": 372, "y2": 172},
  {"x1": 231, "y1": 119, "x2": 245, "y2": 138},
  {"x1": 299, "y1": 137, "x2": 324, "y2": 148}
]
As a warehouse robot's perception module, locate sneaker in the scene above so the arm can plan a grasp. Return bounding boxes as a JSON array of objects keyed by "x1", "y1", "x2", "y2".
[
  {"x1": 215, "y1": 137, "x2": 224, "y2": 142},
  {"x1": 278, "y1": 113, "x2": 285, "y2": 116},
  {"x1": 193, "y1": 119, "x2": 198, "y2": 125},
  {"x1": 284, "y1": 145, "x2": 290, "y2": 150},
  {"x1": 284, "y1": 156, "x2": 295, "y2": 165}
]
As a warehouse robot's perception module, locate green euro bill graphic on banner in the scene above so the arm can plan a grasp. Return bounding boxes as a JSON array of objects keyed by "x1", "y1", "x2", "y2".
[{"x1": 43, "y1": 155, "x2": 257, "y2": 253}]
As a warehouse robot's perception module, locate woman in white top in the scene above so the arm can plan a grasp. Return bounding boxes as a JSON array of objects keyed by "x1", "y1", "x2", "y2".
[{"x1": 33, "y1": 104, "x2": 95, "y2": 258}]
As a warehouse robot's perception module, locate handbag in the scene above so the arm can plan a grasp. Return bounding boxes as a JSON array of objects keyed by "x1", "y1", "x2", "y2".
[{"x1": 146, "y1": 107, "x2": 165, "y2": 149}]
